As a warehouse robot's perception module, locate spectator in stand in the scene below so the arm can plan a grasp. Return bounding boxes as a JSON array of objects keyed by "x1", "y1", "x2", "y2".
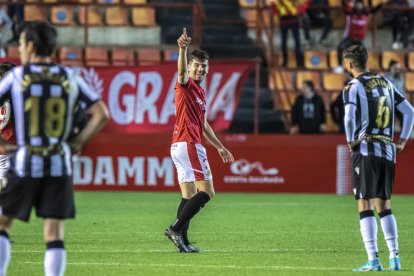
[
  {"x1": 270, "y1": 0, "x2": 310, "y2": 67},
  {"x1": 384, "y1": 60, "x2": 405, "y2": 96},
  {"x1": 335, "y1": 0, "x2": 382, "y2": 73},
  {"x1": 7, "y1": 0, "x2": 24, "y2": 44},
  {"x1": 290, "y1": 80, "x2": 327, "y2": 134},
  {"x1": 384, "y1": 59, "x2": 405, "y2": 130},
  {"x1": 0, "y1": 9, "x2": 11, "y2": 58},
  {"x1": 302, "y1": 0, "x2": 333, "y2": 47},
  {"x1": 382, "y1": 0, "x2": 410, "y2": 49}
]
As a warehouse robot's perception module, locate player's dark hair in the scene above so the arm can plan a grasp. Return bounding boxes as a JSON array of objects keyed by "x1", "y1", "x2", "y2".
[
  {"x1": 388, "y1": 59, "x2": 398, "y2": 69},
  {"x1": 0, "y1": 62, "x2": 15, "y2": 78},
  {"x1": 189, "y1": 49, "x2": 209, "y2": 63},
  {"x1": 343, "y1": 44, "x2": 368, "y2": 70},
  {"x1": 303, "y1": 80, "x2": 315, "y2": 91},
  {"x1": 18, "y1": 21, "x2": 57, "y2": 57}
]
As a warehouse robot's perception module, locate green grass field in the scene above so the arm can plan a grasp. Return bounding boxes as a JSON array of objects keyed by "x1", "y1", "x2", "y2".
[{"x1": 7, "y1": 192, "x2": 414, "y2": 275}]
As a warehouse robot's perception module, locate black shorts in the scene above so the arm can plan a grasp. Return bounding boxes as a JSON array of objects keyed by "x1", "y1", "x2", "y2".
[
  {"x1": 0, "y1": 172, "x2": 75, "y2": 222},
  {"x1": 352, "y1": 153, "x2": 395, "y2": 200}
]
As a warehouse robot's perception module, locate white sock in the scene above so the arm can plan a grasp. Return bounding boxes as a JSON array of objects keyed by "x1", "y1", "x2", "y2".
[
  {"x1": 360, "y1": 215, "x2": 378, "y2": 261},
  {"x1": 0, "y1": 235, "x2": 10, "y2": 276},
  {"x1": 380, "y1": 212, "x2": 399, "y2": 259},
  {"x1": 44, "y1": 248, "x2": 66, "y2": 276}
]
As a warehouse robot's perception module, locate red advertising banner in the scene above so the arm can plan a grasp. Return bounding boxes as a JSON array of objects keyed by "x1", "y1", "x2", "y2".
[
  {"x1": 77, "y1": 61, "x2": 254, "y2": 133},
  {"x1": 73, "y1": 134, "x2": 414, "y2": 194}
]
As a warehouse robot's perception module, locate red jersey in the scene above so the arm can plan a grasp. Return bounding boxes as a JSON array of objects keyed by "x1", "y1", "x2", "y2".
[
  {"x1": 0, "y1": 100, "x2": 15, "y2": 144},
  {"x1": 172, "y1": 78, "x2": 206, "y2": 144}
]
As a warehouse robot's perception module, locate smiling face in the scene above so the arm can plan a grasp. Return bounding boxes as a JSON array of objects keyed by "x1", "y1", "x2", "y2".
[{"x1": 188, "y1": 58, "x2": 209, "y2": 84}]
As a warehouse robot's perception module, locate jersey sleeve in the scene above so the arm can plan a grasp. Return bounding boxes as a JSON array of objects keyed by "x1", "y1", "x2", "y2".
[
  {"x1": 342, "y1": 83, "x2": 357, "y2": 106},
  {"x1": 0, "y1": 69, "x2": 14, "y2": 106},
  {"x1": 391, "y1": 82, "x2": 406, "y2": 107},
  {"x1": 75, "y1": 74, "x2": 100, "y2": 108}
]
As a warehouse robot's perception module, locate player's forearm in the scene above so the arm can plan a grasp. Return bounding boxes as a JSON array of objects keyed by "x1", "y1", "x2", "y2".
[
  {"x1": 177, "y1": 47, "x2": 188, "y2": 84},
  {"x1": 70, "y1": 101, "x2": 110, "y2": 146},
  {"x1": 203, "y1": 122, "x2": 224, "y2": 150},
  {"x1": 397, "y1": 100, "x2": 414, "y2": 140}
]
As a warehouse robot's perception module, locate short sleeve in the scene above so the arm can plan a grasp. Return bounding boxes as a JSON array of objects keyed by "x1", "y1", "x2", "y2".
[{"x1": 342, "y1": 83, "x2": 357, "y2": 106}]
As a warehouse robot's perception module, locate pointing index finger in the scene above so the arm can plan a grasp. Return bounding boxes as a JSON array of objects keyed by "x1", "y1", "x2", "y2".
[{"x1": 183, "y1": 28, "x2": 187, "y2": 37}]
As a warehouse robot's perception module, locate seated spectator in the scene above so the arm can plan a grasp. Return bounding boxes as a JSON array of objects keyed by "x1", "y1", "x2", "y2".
[
  {"x1": 335, "y1": 0, "x2": 382, "y2": 73},
  {"x1": 290, "y1": 80, "x2": 327, "y2": 134},
  {"x1": 302, "y1": 0, "x2": 332, "y2": 47}
]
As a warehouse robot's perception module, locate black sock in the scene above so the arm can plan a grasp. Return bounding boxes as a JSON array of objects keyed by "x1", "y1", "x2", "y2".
[
  {"x1": 46, "y1": 240, "x2": 65, "y2": 249},
  {"x1": 170, "y1": 192, "x2": 210, "y2": 232},
  {"x1": 176, "y1": 198, "x2": 190, "y2": 244},
  {"x1": 0, "y1": 230, "x2": 9, "y2": 239}
]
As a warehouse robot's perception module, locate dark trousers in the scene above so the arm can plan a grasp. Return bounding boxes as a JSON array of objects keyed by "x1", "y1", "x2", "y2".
[
  {"x1": 302, "y1": 11, "x2": 332, "y2": 42},
  {"x1": 337, "y1": 37, "x2": 362, "y2": 66},
  {"x1": 280, "y1": 22, "x2": 303, "y2": 67}
]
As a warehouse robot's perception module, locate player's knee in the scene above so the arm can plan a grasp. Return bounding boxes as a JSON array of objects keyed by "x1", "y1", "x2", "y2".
[
  {"x1": 43, "y1": 219, "x2": 64, "y2": 242},
  {"x1": 204, "y1": 189, "x2": 215, "y2": 199}
]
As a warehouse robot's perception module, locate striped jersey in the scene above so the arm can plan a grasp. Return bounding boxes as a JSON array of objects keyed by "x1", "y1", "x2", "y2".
[
  {"x1": 342, "y1": 72, "x2": 406, "y2": 162},
  {"x1": 0, "y1": 63, "x2": 99, "y2": 177}
]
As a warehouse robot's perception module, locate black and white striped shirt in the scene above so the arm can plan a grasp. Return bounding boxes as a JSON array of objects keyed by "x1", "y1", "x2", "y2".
[
  {"x1": 0, "y1": 63, "x2": 99, "y2": 177},
  {"x1": 343, "y1": 72, "x2": 414, "y2": 163}
]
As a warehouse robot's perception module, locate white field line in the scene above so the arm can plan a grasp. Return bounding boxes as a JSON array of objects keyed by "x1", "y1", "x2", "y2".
[
  {"x1": 12, "y1": 248, "x2": 362, "y2": 253},
  {"x1": 22, "y1": 261, "x2": 352, "y2": 271}
]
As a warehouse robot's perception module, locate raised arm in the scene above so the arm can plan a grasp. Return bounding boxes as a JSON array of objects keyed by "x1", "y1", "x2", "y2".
[
  {"x1": 202, "y1": 118, "x2": 234, "y2": 164},
  {"x1": 177, "y1": 28, "x2": 191, "y2": 84}
]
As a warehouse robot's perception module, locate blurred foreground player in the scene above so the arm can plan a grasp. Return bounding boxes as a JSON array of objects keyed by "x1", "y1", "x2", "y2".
[
  {"x1": 165, "y1": 28, "x2": 234, "y2": 253},
  {"x1": 342, "y1": 44, "x2": 414, "y2": 271},
  {"x1": 0, "y1": 62, "x2": 15, "y2": 191},
  {"x1": 0, "y1": 21, "x2": 109, "y2": 276}
]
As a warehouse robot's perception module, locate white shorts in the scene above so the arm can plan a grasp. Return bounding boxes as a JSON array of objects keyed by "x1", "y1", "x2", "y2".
[
  {"x1": 170, "y1": 142, "x2": 213, "y2": 184},
  {"x1": 0, "y1": 154, "x2": 9, "y2": 179}
]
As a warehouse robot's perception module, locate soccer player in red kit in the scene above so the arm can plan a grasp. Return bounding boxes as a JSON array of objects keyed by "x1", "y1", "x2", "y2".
[
  {"x1": 165, "y1": 28, "x2": 234, "y2": 253},
  {"x1": 0, "y1": 62, "x2": 15, "y2": 190}
]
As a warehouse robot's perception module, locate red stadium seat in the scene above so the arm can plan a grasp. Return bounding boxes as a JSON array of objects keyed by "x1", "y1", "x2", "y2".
[
  {"x1": 112, "y1": 48, "x2": 136, "y2": 66},
  {"x1": 137, "y1": 48, "x2": 161, "y2": 65},
  {"x1": 24, "y1": 6, "x2": 47, "y2": 21},
  {"x1": 296, "y1": 71, "x2": 321, "y2": 90},
  {"x1": 50, "y1": 6, "x2": 75, "y2": 26},
  {"x1": 382, "y1": 51, "x2": 406, "y2": 70},
  {"x1": 131, "y1": 8, "x2": 156, "y2": 26},
  {"x1": 322, "y1": 72, "x2": 346, "y2": 91},
  {"x1": 105, "y1": 7, "x2": 129, "y2": 26},
  {"x1": 304, "y1": 50, "x2": 328, "y2": 70},
  {"x1": 79, "y1": 6, "x2": 103, "y2": 26},
  {"x1": 59, "y1": 47, "x2": 84, "y2": 66},
  {"x1": 85, "y1": 47, "x2": 109, "y2": 67}
]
